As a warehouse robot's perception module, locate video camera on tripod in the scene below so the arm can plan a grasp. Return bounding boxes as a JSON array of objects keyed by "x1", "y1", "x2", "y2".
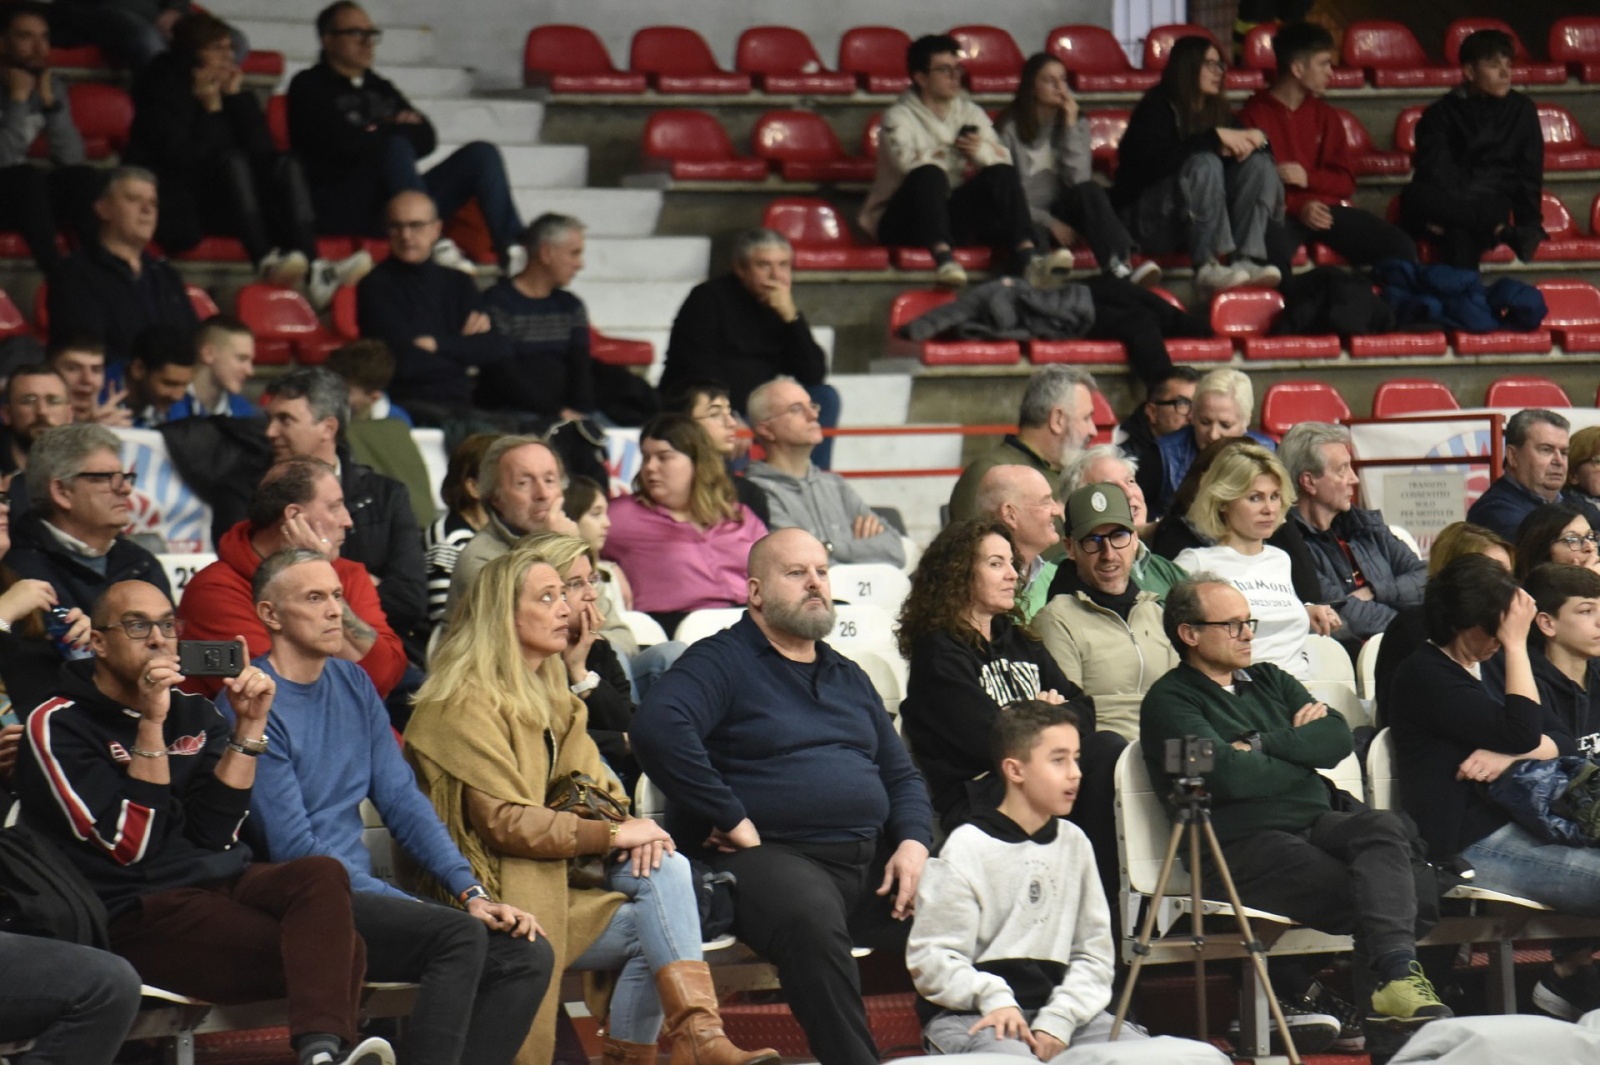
[{"x1": 1163, "y1": 736, "x2": 1215, "y2": 778}]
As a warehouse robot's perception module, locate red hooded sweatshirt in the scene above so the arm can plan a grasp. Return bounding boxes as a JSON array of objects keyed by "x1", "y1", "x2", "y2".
[{"x1": 1237, "y1": 88, "x2": 1356, "y2": 216}]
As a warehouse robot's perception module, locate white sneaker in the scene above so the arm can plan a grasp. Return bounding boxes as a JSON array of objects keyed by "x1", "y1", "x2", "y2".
[
  {"x1": 257, "y1": 248, "x2": 309, "y2": 287},
  {"x1": 1194, "y1": 260, "x2": 1251, "y2": 298},
  {"x1": 431, "y1": 238, "x2": 477, "y2": 275},
  {"x1": 1025, "y1": 249, "x2": 1076, "y2": 289},
  {"x1": 307, "y1": 250, "x2": 374, "y2": 311},
  {"x1": 1129, "y1": 260, "x2": 1163, "y2": 287},
  {"x1": 1237, "y1": 259, "x2": 1283, "y2": 288},
  {"x1": 505, "y1": 243, "x2": 528, "y2": 277},
  {"x1": 328, "y1": 1036, "x2": 395, "y2": 1065},
  {"x1": 934, "y1": 259, "x2": 968, "y2": 287}
]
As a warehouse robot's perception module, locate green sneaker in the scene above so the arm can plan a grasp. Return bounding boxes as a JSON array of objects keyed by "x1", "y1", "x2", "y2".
[{"x1": 1369, "y1": 961, "x2": 1454, "y2": 1026}]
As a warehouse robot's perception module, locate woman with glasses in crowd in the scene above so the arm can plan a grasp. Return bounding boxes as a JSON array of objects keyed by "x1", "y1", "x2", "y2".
[{"x1": 1514, "y1": 502, "x2": 1600, "y2": 580}]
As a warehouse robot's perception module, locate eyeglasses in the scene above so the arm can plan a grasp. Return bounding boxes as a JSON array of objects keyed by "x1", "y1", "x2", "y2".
[
  {"x1": 12, "y1": 393, "x2": 68, "y2": 409},
  {"x1": 1077, "y1": 528, "x2": 1134, "y2": 554},
  {"x1": 1203, "y1": 58, "x2": 1228, "y2": 72},
  {"x1": 95, "y1": 617, "x2": 184, "y2": 639},
  {"x1": 73, "y1": 470, "x2": 137, "y2": 491},
  {"x1": 1554, "y1": 532, "x2": 1600, "y2": 550},
  {"x1": 1150, "y1": 396, "x2": 1193, "y2": 412},
  {"x1": 329, "y1": 27, "x2": 382, "y2": 42},
  {"x1": 1188, "y1": 618, "x2": 1259, "y2": 639},
  {"x1": 563, "y1": 574, "x2": 603, "y2": 594},
  {"x1": 778, "y1": 401, "x2": 821, "y2": 418}
]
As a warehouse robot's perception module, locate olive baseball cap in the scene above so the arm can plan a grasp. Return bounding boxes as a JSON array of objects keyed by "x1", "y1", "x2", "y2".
[{"x1": 1066, "y1": 482, "x2": 1136, "y2": 541}]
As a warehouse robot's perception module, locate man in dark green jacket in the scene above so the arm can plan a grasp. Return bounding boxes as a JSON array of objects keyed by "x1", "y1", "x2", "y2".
[{"x1": 1140, "y1": 575, "x2": 1450, "y2": 1040}]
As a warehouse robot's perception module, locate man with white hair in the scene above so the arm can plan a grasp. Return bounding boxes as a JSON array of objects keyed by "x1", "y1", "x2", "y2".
[
  {"x1": 975, "y1": 464, "x2": 1064, "y2": 620},
  {"x1": 745, "y1": 376, "x2": 904, "y2": 567},
  {"x1": 1282, "y1": 423, "x2": 1426, "y2": 643},
  {"x1": 1049, "y1": 443, "x2": 1187, "y2": 602},
  {"x1": 948, "y1": 366, "x2": 1098, "y2": 523}
]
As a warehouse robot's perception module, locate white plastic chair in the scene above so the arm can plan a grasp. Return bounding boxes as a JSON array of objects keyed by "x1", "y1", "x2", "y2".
[
  {"x1": 1309, "y1": 681, "x2": 1366, "y2": 731},
  {"x1": 1389, "y1": 524, "x2": 1424, "y2": 561},
  {"x1": 1355, "y1": 631, "x2": 1382, "y2": 701},
  {"x1": 672, "y1": 608, "x2": 745, "y2": 645},
  {"x1": 828, "y1": 564, "x2": 912, "y2": 615},
  {"x1": 1303, "y1": 633, "x2": 1357, "y2": 690},
  {"x1": 621, "y1": 610, "x2": 669, "y2": 647},
  {"x1": 359, "y1": 799, "x2": 396, "y2": 884},
  {"x1": 845, "y1": 648, "x2": 904, "y2": 718},
  {"x1": 827, "y1": 602, "x2": 898, "y2": 655}
]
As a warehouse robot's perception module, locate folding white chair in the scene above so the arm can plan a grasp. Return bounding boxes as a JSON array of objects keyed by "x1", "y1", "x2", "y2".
[
  {"x1": 1355, "y1": 631, "x2": 1383, "y2": 701},
  {"x1": 1309, "y1": 681, "x2": 1367, "y2": 730},
  {"x1": 828, "y1": 564, "x2": 911, "y2": 615},
  {"x1": 672, "y1": 608, "x2": 745, "y2": 645},
  {"x1": 621, "y1": 610, "x2": 669, "y2": 647},
  {"x1": 1304, "y1": 633, "x2": 1357, "y2": 690}
]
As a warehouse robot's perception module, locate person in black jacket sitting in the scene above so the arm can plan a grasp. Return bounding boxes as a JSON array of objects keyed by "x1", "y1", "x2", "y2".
[
  {"x1": 1399, "y1": 30, "x2": 1545, "y2": 269},
  {"x1": 288, "y1": 0, "x2": 522, "y2": 272}
]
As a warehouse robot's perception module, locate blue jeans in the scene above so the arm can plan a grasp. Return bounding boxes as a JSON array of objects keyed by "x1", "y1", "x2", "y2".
[
  {"x1": 1460, "y1": 820, "x2": 1600, "y2": 917},
  {"x1": 630, "y1": 641, "x2": 686, "y2": 704},
  {"x1": 570, "y1": 850, "x2": 702, "y2": 1042},
  {"x1": 0, "y1": 932, "x2": 143, "y2": 1065},
  {"x1": 382, "y1": 137, "x2": 522, "y2": 255},
  {"x1": 806, "y1": 383, "x2": 841, "y2": 470}
]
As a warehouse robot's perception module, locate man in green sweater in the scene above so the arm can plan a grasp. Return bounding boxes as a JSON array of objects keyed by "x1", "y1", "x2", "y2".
[{"x1": 1140, "y1": 575, "x2": 1451, "y2": 1045}]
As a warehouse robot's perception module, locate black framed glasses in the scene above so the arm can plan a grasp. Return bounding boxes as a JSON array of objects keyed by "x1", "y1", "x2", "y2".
[
  {"x1": 330, "y1": 27, "x2": 383, "y2": 42},
  {"x1": 1189, "y1": 618, "x2": 1259, "y2": 639},
  {"x1": 95, "y1": 617, "x2": 184, "y2": 639},
  {"x1": 1150, "y1": 396, "x2": 1193, "y2": 412},
  {"x1": 1078, "y1": 528, "x2": 1134, "y2": 554},
  {"x1": 73, "y1": 470, "x2": 137, "y2": 491},
  {"x1": 1554, "y1": 532, "x2": 1600, "y2": 550}
]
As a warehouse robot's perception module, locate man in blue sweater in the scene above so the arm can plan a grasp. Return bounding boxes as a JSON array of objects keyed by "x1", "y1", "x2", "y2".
[
  {"x1": 221, "y1": 548, "x2": 553, "y2": 1065},
  {"x1": 633, "y1": 527, "x2": 933, "y2": 1065}
]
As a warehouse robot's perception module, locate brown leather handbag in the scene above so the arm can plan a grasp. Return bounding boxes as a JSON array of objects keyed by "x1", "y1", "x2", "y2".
[{"x1": 545, "y1": 771, "x2": 626, "y2": 888}]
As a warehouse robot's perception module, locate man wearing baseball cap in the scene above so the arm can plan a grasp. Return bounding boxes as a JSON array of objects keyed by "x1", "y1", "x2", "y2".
[{"x1": 1033, "y1": 483, "x2": 1179, "y2": 742}]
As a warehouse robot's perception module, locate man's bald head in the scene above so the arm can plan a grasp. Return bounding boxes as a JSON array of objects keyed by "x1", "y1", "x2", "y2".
[
  {"x1": 975, "y1": 464, "x2": 1051, "y2": 517},
  {"x1": 92, "y1": 579, "x2": 173, "y2": 628},
  {"x1": 748, "y1": 527, "x2": 827, "y2": 584},
  {"x1": 747, "y1": 528, "x2": 834, "y2": 642},
  {"x1": 387, "y1": 190, "x2": 442, "y2": 264},
  {"x1": 976, "y1": 464, "x2": 1062, "y2": 563}
]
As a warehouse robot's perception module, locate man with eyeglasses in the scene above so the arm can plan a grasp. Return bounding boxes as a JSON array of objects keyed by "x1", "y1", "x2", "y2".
[
  {"x1": 1034, "y1": 483, "x2": 1177, "y2": 742},
  {"x1": 7, "y1": 423, "x2": 170, "y2": 616},
  {"x1": 745, "y1": 376, "x2": 905, "y2": 569},
  {"x1": 288, "y1": 0, "x2": 523, "y2": 275},
  {"x1": 1282, "y1": 423, "x2": 1426, "y2": 646},
  {"x1": 1054, "y1": 444, "x2": 1188, "y2": 603},
  {"x1": 1117, "y1": 366, "x2": 1199, "y2": 509},
  {"x1": 15, "y1": 579, "x2": 398, "y2": 1065},
  {"x1": 1468, "y1": 409, "x2": 1600, "y2": 540},
  {"x1": 1141, "y1": 575, "x2": 1451, "y2": 1047},
  {"x1": 0, "y1": 363, "x2": 71, "y2": 516},
  {"x1": 663, "y1": 381, "x2": 770, "y2": 525}
]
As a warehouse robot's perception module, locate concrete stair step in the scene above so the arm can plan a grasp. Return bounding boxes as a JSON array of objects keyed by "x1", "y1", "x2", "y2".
[
  {"x1": 423, "y1": 143, "x2": 587, "y2": 189},
  {"x1": 513, "y1": 188, "x2": 659, "y2": 238},
  {"x1": 580, "y1": 237, "x2": 709, "y2": 282},
  {"x1": 831, "y1": 374, "x2": 910, "y2": 427},
  {"x1": 566, "y1": 280, "x2": 698, "y2": 332},
  {"x1": 232, "y1": 19, "x2": 434, "y2": 64},
  {"x1": 419, "y1": 98, "x2": 544, "y2": 144},
  {"x1": 282, "y1": 60, "x2": 471, "y2": 99},
  {"x1": 832, "y1": 427, "x2": 961, "y2": 474},
  {"x1": 600, "y1": 325, "x2": 834, "y2": 388}
]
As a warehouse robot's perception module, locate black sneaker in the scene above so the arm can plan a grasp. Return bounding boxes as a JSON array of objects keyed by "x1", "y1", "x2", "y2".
[
  {"x1": 1227, "y1": 998, "x2": 1341, "y2": 1055},
  {"x1": 1533, "y1": 965, "x2": 1600, "y2": 1021},
  {"x1": 1299, "y1": 979, "x2": 1366, "y2": 1052}
]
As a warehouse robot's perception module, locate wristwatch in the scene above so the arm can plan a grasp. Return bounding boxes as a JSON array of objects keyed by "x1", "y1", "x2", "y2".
[
  {"x1": 569, "y1": 671, "x2": 601, "y2": 696},
  {"x1": 1240, "y1": 730, "x2": 1263, "y2": 754}
]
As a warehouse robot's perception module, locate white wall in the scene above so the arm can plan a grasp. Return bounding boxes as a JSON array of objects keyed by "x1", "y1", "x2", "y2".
[{"x1": 372, "y1": 0, "x2": 1115, "y2": 91}]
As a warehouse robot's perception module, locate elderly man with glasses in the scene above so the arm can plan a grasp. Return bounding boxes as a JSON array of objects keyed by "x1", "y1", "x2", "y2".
[{"x1": 6, "y1": 423, "x2": 170, "y2": 616}]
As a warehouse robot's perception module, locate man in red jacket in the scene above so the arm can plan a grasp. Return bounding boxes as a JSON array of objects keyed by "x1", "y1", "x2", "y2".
[
  {"x1": 176, "y1": 457, "x2": 405, "y2": 699},
  {"x1": 1240, "y1": 22, "x2": 1415, "y2": 267}
]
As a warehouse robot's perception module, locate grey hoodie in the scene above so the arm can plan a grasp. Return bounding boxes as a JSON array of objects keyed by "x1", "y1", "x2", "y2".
[{"x1": 744, "y1": 461, "x2": 905, "y2": 567}]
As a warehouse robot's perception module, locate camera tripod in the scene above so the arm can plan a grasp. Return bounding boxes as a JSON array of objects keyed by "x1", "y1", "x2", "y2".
[{"x1": 1110, "y1": 776, "x2": 1302, "y2": 1065}]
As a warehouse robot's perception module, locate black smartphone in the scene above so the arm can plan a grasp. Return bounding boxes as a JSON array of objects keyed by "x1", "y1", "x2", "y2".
[
  {"x1": 178, "y1": 641, "x2": 245, "y2": 678},
  {"x1": 957, "y1": 124, "x2": 979, "y2": 137}
]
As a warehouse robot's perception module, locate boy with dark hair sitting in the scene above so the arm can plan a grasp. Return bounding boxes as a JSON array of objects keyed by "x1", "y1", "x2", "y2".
[
  {"x1": 1240, "y1": 22, "x2": 1416, "y2": 267},
  {"x1": 1399, "y1": 29, "x2": 1545, "y2": 268},
  {"x1": 326, "y1": 338, "x2": 412, "y2": 426}
]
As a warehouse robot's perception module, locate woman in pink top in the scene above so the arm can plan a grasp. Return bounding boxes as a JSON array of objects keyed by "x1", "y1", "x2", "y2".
[{"x1": 603, "y1": 413, "x2": 768, "y2": 633}]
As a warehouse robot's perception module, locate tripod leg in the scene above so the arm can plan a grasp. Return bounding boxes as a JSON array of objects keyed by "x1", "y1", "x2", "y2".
[
  {"x1": 1189, "y1": 818, "x2": 1207, "y2": 1041},
  {"x1": 1110, "y1": 815, "x2": 1189, "y2": 1039},
  {"x1": 1198, "y1": 814, "x2": 1302, "y2": 1065}
]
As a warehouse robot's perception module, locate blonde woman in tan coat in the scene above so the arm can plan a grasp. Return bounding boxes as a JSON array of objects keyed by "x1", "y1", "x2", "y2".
[{"x1": 405, "y1": 545, "x2": 777, "y2": 1065}]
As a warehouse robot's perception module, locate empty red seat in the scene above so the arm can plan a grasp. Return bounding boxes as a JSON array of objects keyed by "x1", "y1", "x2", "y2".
[
  {"x1": 641, "y1": 110, "x2": 767, "y2": 181},
  {"x1": 1211, "y1": 289, "x2": 1339, "y2": 360},
  {"x1": 1344, "y1": 21, "x2": 1457, "y2": 88},
  {"x1": 186, "y1": 285, "x2": 220, "y2": 320},
  {"x1": 948, "y1": 25, "x2": 1025, "y2": 93},
  {"x1": 1028, "y1": 338, "x2": 1127, "y2": 365},
  {"x1": 1485, "y1": 375, "x2": 1570, "y2": 407},
  {"x1": 891, "y1": 247, "x2": 993, "y2": 271},
  {"x1": 838, "y1": 26, "x2": 911, "y2": 94},
  {"x1": 1372, "y1": 379, "x2": 1460, "y2": 417},
  {"x1": 735, "y1": 27, "x2": 855, "y2": 94},
  {"x1": 1260, "y1": 381, "x2": 1351, "y2": 438},
  {"x1": 1535, "y1": 192, "x2": 1600, "y2": 261},
  {"x1": 1443, "y1": 18, "x2": 1566, "y2": 85},
  {"x1": 235, "y1": 284, "x2": 339, "y2": 366},
  {"x1": 861, "y1": 114, "x2": 883, "y2": 160},
  {"x1": 762, "y1": 198, "x2": 889, "y2": 271},
  {"x1": 1453, "y1": 325, "x2": 1553, "y2": 356},
  {"x1": 590, "y1": 328, "x2": 654, "y2": 367},
  {"x1": 1536, "y1": 279, "x2": 1600, "y2": 352},
  {"x1": 240, "y1": 51, "x2": 284, "y2": 77},
  {"x1": 1538, "y1": 104, "x2": 1600, "y2": 170},
  {"x1": 1550, "y1": 17, "x2": 1600, "y2": 83},
  {"x1": 266, "y1": 94, "x2": 289, "y2": 153},
  {"x1": 524, "y1": 25, "x2": 646, "y2": 93},
  {"x1": 1347, "y1": 324, "x2": 1449, "y2": 358},
  {"x1": 331, "y1": 285, "x2": 360, "y2": 340},
  {"x1": 752, "y1": 111, "x2": 873, "y2": 182},
  {"x1": 1393, "y1": 106, "x2": 1424, "y2": 155},
  {"x1": 1143, "y1": 24, "x2": 1264, "y2": 90},
  {"x1": 64, "y1": 83, "x2": 132, "y2": 159},
  {"x1": 1046, "y1": 25, "x2": 1156, "y2": 92},
  {"x1": 48, "y1": 44, "x2": 107, "y2": 69},
  {"x1": 1336, "y1": 109, "x2": 1408, "y2": 175},
  {"x1": 0, "y1": 289, "x2": 27, "y2": 340},
  {"x1": 167, "y1": 236, "x2": 248, "y2": 262},
  {"x1": 1088, "y1": 110, "x2": 1129, "y2": 176},
  {"x1": 1090, "y1": 388, "x2": 1117, "y2": 445},
  {"x1": 1240, "y1": 22, "x2": 1365, "y2": 88},
  {"x1": 630, "y1": 27, "x2": 751, "y2": 94},
  {"x1": 887, "y1": 289, "x2": 1020, "y2": 366}
]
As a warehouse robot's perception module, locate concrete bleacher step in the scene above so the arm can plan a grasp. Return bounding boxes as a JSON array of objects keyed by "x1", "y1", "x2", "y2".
[
  {"x1": 579, "y1": 237, "x2": 709, "y2": 282},
  {"x1": 831, "y1": 374, "x2": 910, "y2": 427},
  {"x1": 602, "y1": 324, "x2": 834, "y2": 387},
  {"x1": 414, "y1": 98, "x2": 544, "y2": 144},
  {"x1": 831, "y1": 425, "x2": 961, "y2": 474},
  {"x1": 233, "y1": 19, "x2": 434, "y2": 65},
  {"x1": 513, "y1": 188, "x2": 661, "y2": 238},
  {"x1": 566, "y1": 279, "x2": 698, "y2": 330},
  {"x1": 282, "y1": 60, "x2": 472, "y2": 99},
  {"x1": 422, "y1": 142, "x2": 588, "y2": 189}
]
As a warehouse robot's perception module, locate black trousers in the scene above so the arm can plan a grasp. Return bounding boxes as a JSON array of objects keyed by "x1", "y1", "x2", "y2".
[
  {"x1": 352, "y1": 891, "x2": 554, "y2": 1065},
  {"x1": 706, "y1": 837, "x2": 910, "y2": 1065},
  {"x1": 1399, "y1": 181, "x2": 1518, "y2": 268},
  {"x1": 1080, "y1": 274, "x2": 1213, "y2": 389},
  {"x1": 1267, "y1": 204, "x2": 1419, "y2": 268},
  {"x1": 154, "y1": 149, "x2": 318, "y2": 265},
  {"x1": 0, "y1": 163, "x2": 103, "y2": 271},
  {"x1": 1046, "y1": 179, "x2": 1134, "y2": 269},
  {"x1": 877, "y1": 163, "x2": 1035, "y2": 264}
]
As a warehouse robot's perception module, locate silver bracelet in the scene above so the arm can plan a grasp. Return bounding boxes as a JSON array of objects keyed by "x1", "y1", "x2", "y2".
[{"x1": 130, "y1": 746, "x2": 168, "y2": 759}]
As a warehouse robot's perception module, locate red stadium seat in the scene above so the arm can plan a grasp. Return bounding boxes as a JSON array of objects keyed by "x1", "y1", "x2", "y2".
[
  {"x1": 331, "y1": 285, "x2": 359, "y2": 340},
  {"x1": 736, "y1": 27, "x2": 855, "y2": 94},
  {"x1": 1347, "y1": 324, "x2": 1449, "y2": 358},
  {"x1": 1371, "y1": 379, "x2": 1460, "y2": 417},
  {"x1": 890, "y1": 247, "x2": 993, "y2": 271},
  {"x1": 1336, "y1": 109, "x2": 1408, "y2": 176},
  {"x1": 1143, "y1": 24, "x2": 1264, "y2": 90},
  {"x1": 1027, "y1": 338, "x2": 1127, "y2": 365},
  {"x1": 1141, "y1": 288, "x2": 1232, "y2": 360},
  {"x1": 751, "y1": 111, "x2": 873, "y2": 182},
  {"x1": 1211, "y1": 289, "x2": 1339, "y2": 360},
  {"x1": 1088, "y1": 110, "x2": 1129, "y2": 176},
  {"x1": 1485, "y1": 375, "x2": 1569, "y2": 407},
  {"x1": 186, "y1": 285, "x2": 220, "y2": 320},
  {"x1": 1535, "y1": 192, "x2": 1600, "y2": 261},
  {"x1": 0, "y1": 289, "x2": 27, "y2": 339},
  {"x1": 1240, "y1": 22, "x2": 1365, "y2": 88},
  {"x1": 1343, "y1": 21, "x2": 1457, "y2": 88},
  {"x1": 886, "y1": 289, "x2": 1020, "y2": 366},
  {"x1": 630, "y1": 27, "x2": 751, "y2": 95},
  {"x1": 1536, "y1": 279, "x2": 1600, "y2": 353},
  {"x1": 240, "y1": 51, "x2": 284, "y2": 77},
  {"x1": 838, "y1": 26, "x2": 911, "y2": 94},
  {"x1": 641, "y1": 110, "x2": 767, "y2": 181},
  {"x1": 1550, "y1": 17, "x2": 1600, "y2": 83},
  {"x1": 1260, "y1": 381, "x2": 1351, "y2": 438},
  {"x1": 1443, "y1": 18, "x2": 1566, "y2": 85},
  {"x1": 1538, "y1": 104, "x2": 1600, "y2": 171},
  {"x1": 1090, "y1": 388, "x2": 1117, "y2": 445},
  {"x1": 589, "y1": 328, "x2": 654, "y2": 367},
  {"x1": 167, "y1": 236, "x2": 249, "y2": 262},
  {"x1": 235, "y1": 284, "x2": 339, "y2": 366},
  {"x1": 1045, "y1": 25, "x2": 1156, "y2": 93},
  {"x1": 47, "y1": 44, "x2": 107, "y2": 69},
  {"x1": 948, "y1": 25, "x2": 1025, "y2": 93},
  {"x1": 762, "y1": 198, "x2": 889, "y2": 271},
  {"x1": 523, "y1": 25, "x2": 646, "y2": 93},
  {"x1": 59, "y1": 83, "x2": 132, "y2": 159},
  {"x1": 861, "y1": 114, "x2": 882, "y2": 160},
  {"x1": 1393, "y1": 106, "x2": 1424, "y2": 155},
  {"x1": 265, "y1": 94, "x2": 289, "y2": 152}
]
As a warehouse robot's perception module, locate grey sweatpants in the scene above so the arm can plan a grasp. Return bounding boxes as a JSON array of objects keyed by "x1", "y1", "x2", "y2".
[{"x1": 1124, "y1": 150, "x2": 1283, "y2": 264}]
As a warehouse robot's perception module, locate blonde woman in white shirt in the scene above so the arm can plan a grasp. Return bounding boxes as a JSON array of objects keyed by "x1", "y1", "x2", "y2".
[{"x1": 1173, "y1": 444, "x2": 1340, "y2": 680}]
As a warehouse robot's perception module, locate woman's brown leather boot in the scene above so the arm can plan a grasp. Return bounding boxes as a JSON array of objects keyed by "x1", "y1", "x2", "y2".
[
  {"x1": 601, "y1": 1035, "x2": 661, "y2": 1065},
  {"x1": 655, "y1": 960, "x2": 780, "y2": 1065}
]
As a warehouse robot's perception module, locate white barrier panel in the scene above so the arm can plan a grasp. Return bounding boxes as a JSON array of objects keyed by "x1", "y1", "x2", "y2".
[
  {"x1": 111, "y1": 429, "x2": 215, "y2": 553},
  {"x1": 412, "y1": 428, "x2": 448, "y2": 511}
]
